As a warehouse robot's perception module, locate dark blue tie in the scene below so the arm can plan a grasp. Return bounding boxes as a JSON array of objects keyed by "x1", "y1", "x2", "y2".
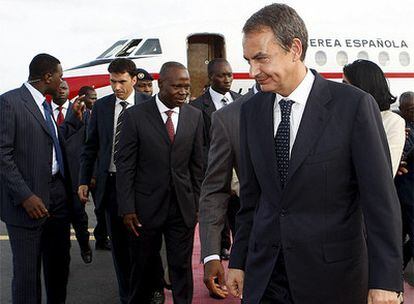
[
  {"x1": 274, "y1": 99, "x2": 294, "y2": 188},
  {"x1": 42, "y1": 101, "x2": 65, "y2": 177}
]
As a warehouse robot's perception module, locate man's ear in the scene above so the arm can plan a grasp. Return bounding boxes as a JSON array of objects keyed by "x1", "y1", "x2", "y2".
[
  {"x1": 290, "y1": 38, "x2": 303, "y2": 62},
  {"x1": 43, "y1": 72, "x2": 53, "y2": 84}
]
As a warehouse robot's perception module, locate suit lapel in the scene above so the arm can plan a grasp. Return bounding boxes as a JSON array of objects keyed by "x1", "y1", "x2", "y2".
[
  {"x1": 173, "y1": 104, "x2": 189, "y2": 147},
  {"x1": 255, "y1": 92, "x2": 282, "y2": 193},
  {"x1": 20, "y1": 85, "x2": 52, "y2": 138},
  {"x1": 103, "y1": 95, "x2": 116, "y2": 140},
  {"x1": 146, "y1": 98, "x2": 171, "y2": 145},
  {"x1": 202, "y1": 92, "x2": 216, "y2": 118},
  {"x1": 286, "y1": 74, "x2": 332, "y2": 185}
]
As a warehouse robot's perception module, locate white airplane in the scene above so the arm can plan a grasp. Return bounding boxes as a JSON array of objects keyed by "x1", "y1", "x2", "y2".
[{"x1": 63, "y1": 5, "x2": 414, "y2": 102}]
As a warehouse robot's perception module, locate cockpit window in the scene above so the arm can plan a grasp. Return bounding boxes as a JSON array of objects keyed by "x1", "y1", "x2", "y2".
[
  {"x1": 116, "y1": 39, "x2": 143, "y2": 57},
  {"x1": 97, "y1": 40, "x2": 128, "y2": 59},
  {"x1": 135, "y1": 39, "x2": 162, "y2": 56}
]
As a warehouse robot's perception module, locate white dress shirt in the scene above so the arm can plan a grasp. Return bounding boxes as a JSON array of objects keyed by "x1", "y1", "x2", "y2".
[
  {"x1": 108, "y1": 92, "x2": 135, "y2": 173},
  {"x1": 209, "y1": 87, "x2": 234, "y2": 111},
  {"x1": 51, "y1": 99, "x2": 70, "y2": 120},
  {"x1": 381, "y1": 110, "x2": 406, "y2": 176},
  {"x1": 203, "y1": 69, "x2": 315, "y2": 265},
  {"x1": 24, "y1": 82, "x2": 60, "y2": 175},
  {"x1": 156, "y1": 94, "x2": 180, "y2": 133},
  {"x1": 274, "y1": 69, "x2": 315, "y2": 156}
]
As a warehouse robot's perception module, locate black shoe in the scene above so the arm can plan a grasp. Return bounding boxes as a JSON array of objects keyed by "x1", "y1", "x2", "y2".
[
  {"x1": 220, "y1": 248, "x2": 230, "y2": 260},
  {"x1": 150, "y1": 290, "x2": 165, "y2": 304},
  {"x1": 95, "y1": 239, "x2": 111, "y2": 251},
  {"x1": 80, "y1": 244, "x2": 93, "y2": 264}
]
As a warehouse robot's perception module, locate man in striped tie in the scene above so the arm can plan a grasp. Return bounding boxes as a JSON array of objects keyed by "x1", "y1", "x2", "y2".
[{"x1": 78, "y1": 58, "x2": 164, "y2": 304}]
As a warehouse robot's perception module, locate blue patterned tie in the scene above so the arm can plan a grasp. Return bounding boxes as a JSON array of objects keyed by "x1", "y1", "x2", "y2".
[
  {"x1": 42, "y1": 101, "x2": 65, "y2": 177},
  {"x1": 274, "y1": 99, "x2": 294, "y2": 188}
]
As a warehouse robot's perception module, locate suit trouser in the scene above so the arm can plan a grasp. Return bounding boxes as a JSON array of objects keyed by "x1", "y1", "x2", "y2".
[
  {"x1": 127, "y1": 194, "x2": 195, "y2": 304},
  {"x1": 260, "y1": 251, "x2": 294, "y2": 304},
  {"x1": 6, "y1": 174, "x2": 71, "y2": 304},
  {"x1": 103, "y1": 174, "x2": 131, "y2": 304},
  {"x1": 71, "y1": 193, "x2": 90, "y2": 249},
  {"x1": 91, "y1": 187, "x2": 109, "y2": 243},
  {"x1": 401, "y1": 199, "x2": 414, "y2": 267},
  {"x1": 220, "y1": 194, "x2": 240, "y2": 250}
]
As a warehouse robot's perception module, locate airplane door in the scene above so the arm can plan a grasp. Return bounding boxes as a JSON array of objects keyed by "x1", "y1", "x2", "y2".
[{"x1": 187, "y1": 34, "x2": 226, "y2": 98}]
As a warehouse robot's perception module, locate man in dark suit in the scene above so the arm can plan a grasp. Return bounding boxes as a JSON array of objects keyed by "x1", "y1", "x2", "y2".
[
  {"x1": 191, "y1": 58, "x2": 241, "y2": 260},
  {"x1": 199, "y1": 85, "x2": 258, "y2": 299},
  {"x1": 77, "y1": 85, "x2": 110, "y2": 251},
  {"x1": 52, "y1": 80, "x2": 92, "y2": 264},
  {"x1": 78, "y1": 58, "x2": 154, "y2": 304},
  {"x1": 116, "y1": 62, "x2": 204, "y2": 304},
  {"x1": 226, "y1": 4, "x2": 403, "y2": 304},
  {"x1": 0, "y1": 53, "x2": 84, "y2": 304},
  {"x1": 395, "y1": 91, "x2": 414, "y2": 268}
]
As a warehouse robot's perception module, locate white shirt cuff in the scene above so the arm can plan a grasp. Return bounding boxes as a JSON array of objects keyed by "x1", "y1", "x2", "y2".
[{"x1": 203, "y1": 254, "x2": 221, "y2": 264}]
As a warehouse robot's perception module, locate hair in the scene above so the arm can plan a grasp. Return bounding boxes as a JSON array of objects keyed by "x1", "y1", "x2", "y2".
[
  {"x1": 243, "y1": 3, "x2": 308, "y2": 61},
  {"x1": 207, "y1": 58, "x2": 230, "y2": 77},
  {"x1": 343, "y1": 59, "x2": 396, "y2": 111},
  {"x1": 159, "y1": 61, "x2": 186, "y2": 80},
  {"x1": 29, "y1": 53, "x2": 60, "y2": 80},
  {"x1": 399, "y1": 91, "x2": 414, "y2": 106},
  {"x1": 78, "y1": 86, "x2": 95, "y2": 96},
  {"x1": 108, "y1": 58, "x2": 136, "y2": 77}
]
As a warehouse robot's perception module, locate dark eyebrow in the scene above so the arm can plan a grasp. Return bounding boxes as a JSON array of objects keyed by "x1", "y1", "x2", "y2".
[{"x1": 251, "y1": 52, "x2": 268, "y2": 60}]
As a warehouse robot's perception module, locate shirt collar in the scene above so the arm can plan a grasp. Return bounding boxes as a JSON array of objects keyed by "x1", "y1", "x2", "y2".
[
  {"x1": 51, "y1": 99, "x2": 70, "y2": 111},
  {"x1": 155, "y1": 94, "x2": 180, "y2": 115},
  {"x1": 209, "y1": 87, "x2": 232, "y2": 104},
  {"x1": 24, "y1": 82, "x2": 45, "y2": 109},
  {"x1": 116, "y1": 90, "x2": 135, "y2": 106},
  {"x1": 275, "y1": 68, "x2": 315, "y2": 106}
]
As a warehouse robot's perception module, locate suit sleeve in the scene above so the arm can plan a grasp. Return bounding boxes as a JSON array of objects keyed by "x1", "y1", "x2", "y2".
[
  {"x1": 228, "y1": 103, "x2": 261, "y2": 270},
  {"x1": 0, "y1": 96, "x2": 33, "y2": 205},
  {"x1": 59, "y1": 109, "x2": 84, "y2": 140},
  {"x1": 79, "y1": 103, "x2": 99, "y2": 185},
  {"x1": 189, "y1": 112, "x2": 204, "y2": 211},
  {"x1": 199, "y1": 111, "x2": 234, "y2": 259},
  {"x1": 351, "y1": 94, "x2": 403, "y2": 291},
  {"x1": 115, "y1": 110, "x2": 139, "y2": 215}
]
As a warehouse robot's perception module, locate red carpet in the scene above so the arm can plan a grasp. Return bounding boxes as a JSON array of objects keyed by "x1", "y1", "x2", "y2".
[{"x1": 165, "y1": 225, "x2": 414, "y2": 303}]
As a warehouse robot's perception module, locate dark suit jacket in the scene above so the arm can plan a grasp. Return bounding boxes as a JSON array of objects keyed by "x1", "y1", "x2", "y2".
[
  {"x1": 116, "y1": 98, "x2": 204, "y2": 229},
  {"x1": 190, "y1": 89, "x2": 241, "y2": 167},
  {"x1": 79, "y1": 91, "x2": 149, "y2": 210},
  {"x1": 0, "y1": 85, "x2": 83, "y2": 227},
  {"x1": 229, "y1": 72, "x2": 403, "y2": 303},
  {"x1": 199, "y1": 90, "x2": 254, "y2": 259}
]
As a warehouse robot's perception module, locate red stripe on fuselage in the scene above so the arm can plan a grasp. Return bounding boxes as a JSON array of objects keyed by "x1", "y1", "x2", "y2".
[{"x1": 65, "y1": 72, "x2": 414, "y2": 99}]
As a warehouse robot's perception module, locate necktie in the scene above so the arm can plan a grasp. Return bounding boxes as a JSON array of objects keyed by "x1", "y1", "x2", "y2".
[
  {"x1": 114, "y1": 101, "x2": 128, "y2": 160},
  {"x1": 274, "y1": 99, "x2": 294, "y2": 188},
  {"x1": 165, "y1": 110, "x2": 175, "y2": 143},
  {"x1": 42, "y1": 101, "x2": 65, "y2": 177},
  {"x1": 221, "y1": 96, "x2": 229, "y2": 107},
  {"x1": 56, "y1": 106, "x2": 64, "y2": 126}
]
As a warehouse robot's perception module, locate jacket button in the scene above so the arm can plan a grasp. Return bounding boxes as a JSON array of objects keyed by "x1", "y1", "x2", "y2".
[{"x1": 280, "y1": 209, "x2": 287, "y2": 217}]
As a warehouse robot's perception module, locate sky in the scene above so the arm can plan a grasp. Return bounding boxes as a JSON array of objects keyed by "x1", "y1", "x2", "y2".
[{"x1": 0, "y1": 0, "x2": 412, "y2": 94}]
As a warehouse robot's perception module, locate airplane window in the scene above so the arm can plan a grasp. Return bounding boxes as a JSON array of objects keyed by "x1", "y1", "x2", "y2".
[
  {"x1": 399, "y1": 51, "x2": 410, "y2": 66},
  {"x1": 116, "y1": 39, "x2": 142, "y2": 57},
  {"x1": 378, "y1": 51, "x2": 390, "y2": 66},
  {"x1": 315, "y1": 51, "x2": 327, "y2": 66},
  {"x1": 135, "y1": 39, "x2": 162, "y2": 56},
  {"x1": 97, "y1": 40, "x2": 128, "y2": 59},
  {"x1": 357, "y1": 51, "x2": 369, "y2": 60},
  {"x1": 336, "y1": 51, "x2": 348, "y2": 66}
]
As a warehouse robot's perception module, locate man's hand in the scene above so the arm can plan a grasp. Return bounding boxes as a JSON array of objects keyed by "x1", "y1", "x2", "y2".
[
  {"x1": 22, "y1": 195, "x2": 49, "y2": 219},
  {"x1": 78, "y1": 185, "x2": 89, "y2": 203},
  {"x1": 368, "y1": 289, "x2": 401, "y2": 304},
  {"x1": 123, "y1": 213, "x2": 142, "y2": 237},
  {"x1": 203, "y1": 260, "x2": 228, "y2": 298},
  {"x1": 71, "y1": 95, "x2": 86, "y2": 121},
  {"x1": 397, "y1": 161, "x2": 408, "y2": 176},
  {"x1": 226, "y1": 268, "x2": 244, "y2": 299}
]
